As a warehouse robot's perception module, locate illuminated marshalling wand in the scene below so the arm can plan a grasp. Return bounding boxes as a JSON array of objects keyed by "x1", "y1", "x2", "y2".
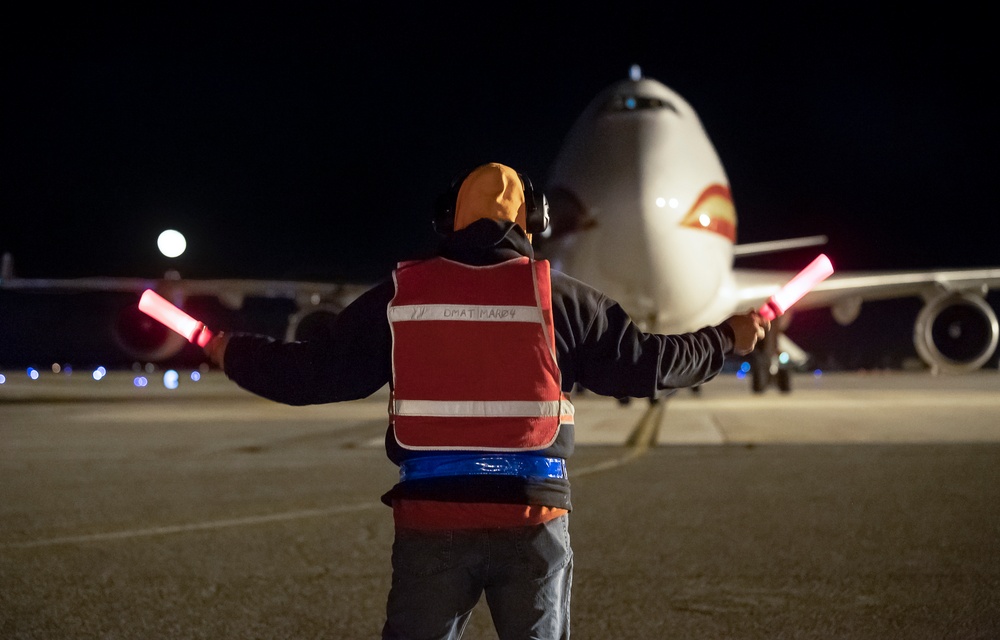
[
  {"x1": 138, "y1": 289, "x2": 214, "y2": 348},
  {"x1": 758, "y1": 254, "x2": 834, "y2": 321}
]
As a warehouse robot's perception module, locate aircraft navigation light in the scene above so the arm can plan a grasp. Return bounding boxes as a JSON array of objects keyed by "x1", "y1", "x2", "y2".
[
  {"x1": 163, "y1": 370, "x2": 179, "y2": 390},
  {"x1": 157, "y1": 229, "x2": 187, "y2": 258}
]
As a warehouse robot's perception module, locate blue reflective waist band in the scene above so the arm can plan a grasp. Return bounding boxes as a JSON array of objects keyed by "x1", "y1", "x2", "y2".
[{"x1": 399, "y1": 454, "x2": 567, "y2": 482}]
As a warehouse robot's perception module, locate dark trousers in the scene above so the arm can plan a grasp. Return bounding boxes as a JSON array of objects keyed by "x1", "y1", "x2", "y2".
[{"x1": 382, "y1": 515, "x2": 573, "y2": 640}]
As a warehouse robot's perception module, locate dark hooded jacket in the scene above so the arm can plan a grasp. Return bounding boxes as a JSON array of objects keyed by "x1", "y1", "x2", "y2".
[{"x1": 222, "y1": 218, "x2": 735, "y2": 509}]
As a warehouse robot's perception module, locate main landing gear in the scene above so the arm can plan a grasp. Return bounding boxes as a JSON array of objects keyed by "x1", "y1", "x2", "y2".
[{"x1": 749, "y1": 324, "x2": 792, "y2": 394}]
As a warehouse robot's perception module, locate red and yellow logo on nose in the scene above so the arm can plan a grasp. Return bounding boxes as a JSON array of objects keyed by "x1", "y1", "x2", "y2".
[{"x1": 679, "y1": 183, "x2": 736, "y2": 243}]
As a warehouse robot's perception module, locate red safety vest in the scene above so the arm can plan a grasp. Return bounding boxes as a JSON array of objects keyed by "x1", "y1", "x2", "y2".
[{"x1": 388, "y1": 256, "x2": 574, "y2": 451}]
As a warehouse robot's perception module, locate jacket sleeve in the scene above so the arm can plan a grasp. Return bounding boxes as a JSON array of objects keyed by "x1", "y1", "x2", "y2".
[
  {"x1": 222, "y1": 279, "x2": 395, "y2": 405},
  {"x1": 551, "y1": 272, "x2": 735, "y2": 399}
]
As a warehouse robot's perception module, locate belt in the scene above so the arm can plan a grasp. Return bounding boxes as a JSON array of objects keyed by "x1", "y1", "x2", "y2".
[{"x1": 399, "y1": 453, "x2": 567, "y2": 482}]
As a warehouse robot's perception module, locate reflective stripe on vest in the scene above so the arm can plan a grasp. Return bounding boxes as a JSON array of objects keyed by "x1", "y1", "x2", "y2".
[{"x1": 388, "y1": 257, "x2": 572, "y2": 452}]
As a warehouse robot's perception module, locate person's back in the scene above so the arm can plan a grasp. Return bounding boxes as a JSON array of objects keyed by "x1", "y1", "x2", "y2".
[{"x1": 205, "y1": 162, "x2": 768, "y2": 639}]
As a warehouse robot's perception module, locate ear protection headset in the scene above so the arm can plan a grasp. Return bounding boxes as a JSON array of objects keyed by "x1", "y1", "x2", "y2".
[{"x1": 433, "y1": 169, "x2": 550, "y2": 235}]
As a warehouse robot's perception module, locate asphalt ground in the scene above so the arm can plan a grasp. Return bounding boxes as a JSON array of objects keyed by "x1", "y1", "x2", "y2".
[{"x1": 1, "y1": 370, "x2": 998, "y2": 639}]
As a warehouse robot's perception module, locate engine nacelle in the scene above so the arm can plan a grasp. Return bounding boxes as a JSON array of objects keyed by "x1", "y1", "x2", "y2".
[
  {"x1": 114, "y1": 302, "x2": 188, "y2": 362},
  {"x1": 913, "y1": 291, "x2": 999, "y2": 373}
]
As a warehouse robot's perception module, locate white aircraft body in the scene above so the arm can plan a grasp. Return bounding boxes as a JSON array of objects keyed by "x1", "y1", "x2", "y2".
[
  {"x1": 3, "y1": 67, "x2": 1000, "y2": 392},
  {"x1": 537, "y1": 67, "x2": 1000, "y2": 390}
]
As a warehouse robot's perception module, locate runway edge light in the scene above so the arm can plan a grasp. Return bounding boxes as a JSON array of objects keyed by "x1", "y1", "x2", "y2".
[
  {"x1": 759, "y1": 254, "x2": 834, "y2": 321},
  {"x1": 138, "y1": 289, "x2": 214, "y2": 347}
]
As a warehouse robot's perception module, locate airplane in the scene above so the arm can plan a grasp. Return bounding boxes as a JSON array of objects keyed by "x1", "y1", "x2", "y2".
[
  {"x1": 3, "y1": 66, "x2": 999, "y2": 393},
  {"x1": 538, "y1": 65, "x2": 1000, "y2": 392}
]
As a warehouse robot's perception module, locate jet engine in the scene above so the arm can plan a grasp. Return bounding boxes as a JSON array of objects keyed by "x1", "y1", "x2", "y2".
[
  {"x1": 913, "y1": 291, "x2": 999, "y2": 373},
  {"x1": 113, "y1": 301, "x2": 188, "y2": 362}
]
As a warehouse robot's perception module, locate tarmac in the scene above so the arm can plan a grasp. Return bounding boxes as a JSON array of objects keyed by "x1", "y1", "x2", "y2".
[{"x1": 1, "y1": 368, "x2": 998, "y2": 639}]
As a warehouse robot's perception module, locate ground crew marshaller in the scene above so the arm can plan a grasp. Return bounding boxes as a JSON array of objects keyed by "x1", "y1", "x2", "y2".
[{"x1": 204, "y1": 162, "x2": 768, "y2": 639}]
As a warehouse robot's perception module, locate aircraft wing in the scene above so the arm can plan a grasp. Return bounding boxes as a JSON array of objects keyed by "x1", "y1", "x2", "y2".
[
  {"x1": 1, "y1": 252, "x2": 375, "y2": 362},
  {"x1": 733, "y1": 265, "x2": 1000, "y2": 373},
  {"x1": 734, "y1": 266, "x2": 1000, "y2": 314}
]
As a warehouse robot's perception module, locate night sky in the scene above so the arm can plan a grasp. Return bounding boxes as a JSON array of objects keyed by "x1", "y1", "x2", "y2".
[{"x1": 2, "y1": 5, "x2": 998, "y2": 368}]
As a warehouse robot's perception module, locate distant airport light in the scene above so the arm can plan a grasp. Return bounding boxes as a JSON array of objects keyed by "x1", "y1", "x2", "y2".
[
  {"x1": 138, "y1": 289, "x2": 213, "y2": 347},
  {"x1": 27, "y1": 367, "x2": 39, "y2": 380},
  {"x1": 163, "y1": 370, "x2": 179, "y2": 390},
  {"x1": 0, "y1": 374, "x2": 6, "y2": 384},
  {"x1": 157, "y1": 229, "x2": 187, "y2": 258},
  {"x1": 134, "y1": 376, "x2": 148, "y2": 387},
  {"x1": 759, "y1": 254, "x2": 834, "y2": 321},
  {"x1": 93, "y1": 366, "x2": 107, "y2": 381},
  {"x1": 191, "y1": 371, "x2": 201, "y2": 382}
]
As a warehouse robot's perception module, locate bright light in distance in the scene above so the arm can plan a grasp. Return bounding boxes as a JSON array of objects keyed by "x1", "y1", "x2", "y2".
[
  {"x1": 656, "y1": 197, "x2": 666, "y2": 208},
  {"x1": 134, "y1": 376, "x2": 148, "y2": 387},
  {"x1": 191, "y1": 371, "x2": 201, "y2": 381},
  {"x1": 740, "y1": 362, "x2": 751, "y2": 373},
  {"x1": 93, "y1": 366, "x2": 107, "y2": 381},
  {"x1": 27, "y1": 367, "x2": 39, "y2": 380},
  {"x1": 157, "y1": 229, "x2": 187, "y2": 258},
  {"x1": 813, "y1": 369, "x2": 823, "y2": 378},
  {"x1": 698, "y1": 213, "x2": 711, "y2": 227},
  {"x1": 163, "y1": 370, "x2": 179, "y2": 390},
  {"x1": 669, "y1": 198, "x2": 679, "y2": 209},
  {"x1": 779, "y1": 352, "x2": 790, "y2": 365},
  {"x1": 0, "y1": 374, "x2": 6, "y2": 384}
]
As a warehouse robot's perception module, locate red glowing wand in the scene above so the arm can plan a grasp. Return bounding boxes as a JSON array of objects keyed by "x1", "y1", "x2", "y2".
[
  {"x1": 759, "y1": 254, "x2": 834, "y2": 321},
  {"x1": 138, "y1": 289, "x2": 214, "y2": 347}
]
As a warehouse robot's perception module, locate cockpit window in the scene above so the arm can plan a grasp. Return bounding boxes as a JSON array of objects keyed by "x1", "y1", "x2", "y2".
[{"x1": 602, "y1": 94, "x2": 678, "y2": 114}]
